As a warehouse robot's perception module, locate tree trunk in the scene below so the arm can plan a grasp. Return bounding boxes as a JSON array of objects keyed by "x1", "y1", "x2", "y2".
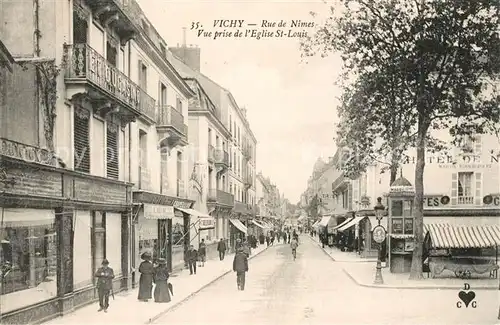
[{"x1": 409, "y1": 124, "x2": 427, "y2": 280}]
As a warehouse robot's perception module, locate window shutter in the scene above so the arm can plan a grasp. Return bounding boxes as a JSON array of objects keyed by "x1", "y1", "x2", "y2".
[
  {"x1": 74, "y1": 106, "x2": 90, "y2": 173},
  {"x1": 348, "y1": 183, "x2": 353, "y2": 211},
  {"x1": 451, "y1": 172, "x2": 458, "y2": 205},
  {"x1": 474, "y1": 135, "x2": 482, "y2": 158},
  {"x1": 474, "y1": 172, "x2": 482, "y2": 206},
  {"x1": 106, "y1": 122, "x2": 119, "y2": 179},
  {"x1": 352, "y1": 178, "x2": 359, "y2": 210}
]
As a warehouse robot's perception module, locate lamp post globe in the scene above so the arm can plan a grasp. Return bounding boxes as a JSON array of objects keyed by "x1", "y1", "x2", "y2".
[{"x1": 373, "y1": 197, "x2": 385, "y2": 285}]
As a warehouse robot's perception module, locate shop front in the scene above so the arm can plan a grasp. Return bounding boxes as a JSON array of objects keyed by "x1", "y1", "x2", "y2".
[
  {"x1": 132, "y1": 191, "x2": 194, "y2": 273},
  {"x1": 1, "y1": 151, "x2": 132, "y2": 324},
  {"x1": 229, "y1": 218, "x2": 248, "y2": 251}
]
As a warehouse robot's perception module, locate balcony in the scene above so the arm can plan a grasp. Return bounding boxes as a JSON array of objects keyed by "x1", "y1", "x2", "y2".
[
  {"x1": 64, "y1": 44, "x2": 155, "y2": 123},
  {"x1": 156, "y1": 105, "x2": 188, "y2": 149},
  {"x1": 214, "y1": 148, "x2": 229, "y2": 173},
  {"x1": 242, "y1": 144, "x2": 252, "y2": 161},
  {"x1": 244, "y1": 175, "x2": 253, "y2": 189},
  {"x1": 457, "y1": 196, "x2": 474, "y2": 205},
  {"x1": 234, "y1": 201, "x2": 248, "y2": 215},
  {"x1": 176, "y1": 179, "x2": 187, "y2": 198},
  {"x1": 207, "y1": 144, "x2": 215, "y2": 163},
  {"x1": 206, "y1": 188, "x2": 235, "y2": 207}
]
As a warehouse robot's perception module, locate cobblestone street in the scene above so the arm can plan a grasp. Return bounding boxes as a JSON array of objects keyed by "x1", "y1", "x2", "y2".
[{"x1": 154, "y1": 236, "x2": 499, "y2": 325}]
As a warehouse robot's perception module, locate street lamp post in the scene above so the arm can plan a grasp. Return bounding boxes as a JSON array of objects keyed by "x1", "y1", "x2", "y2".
[{"x1": 372, "y1": 197, "x2": 386, "y2": 285}]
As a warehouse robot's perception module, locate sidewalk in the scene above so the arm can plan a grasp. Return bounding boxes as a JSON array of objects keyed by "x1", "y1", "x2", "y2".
[
  {"x1": 45, "y1": 245, "x2": 268, "y2": 325},
  {"x1": 308, "y1": 235, "x2": 499, "y2": 290}
]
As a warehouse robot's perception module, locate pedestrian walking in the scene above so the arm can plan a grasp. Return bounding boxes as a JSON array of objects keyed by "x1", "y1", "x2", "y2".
[
  {"x1": 153, "y1": 258, "x2": 171, "y2": 303},
  {"x1": 265, "y1": 234, "x2": 270, "y2": 247},
  {"x1": 233, "y1": 248, "x2": 249, "y2": 291},
  {"x1": 198, "y1": 239, "x2": 207, "y2": 267},
  {"x1": 287, "y1": 231, "x2": 291, "y2": 244},
  {"x1": 217, "y1": 238, "x2": 227, "y2": 261},
  {"x1": 137, "y1": 252, "x2": 154, "y2": 302},
  {"x1": 187, "y1": 245, "x2": 198, "y2": 275},
  {"x1": 95, "y1": 259, "x2": 114, "y2": 312},
  {"x1": 259, "y1": 233, "x2": 265, "y2": 245}
]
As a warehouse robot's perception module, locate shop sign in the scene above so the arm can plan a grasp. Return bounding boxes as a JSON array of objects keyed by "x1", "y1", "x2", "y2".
[
  {"x1": 143, "y1": 204, "x2": 174, "y2": 219},
  {"x1": 483, "y1": 195, "x2": 500, "y2": 206},
  {"x1": 372, "y1": 225, "x2": 386, "y2": 244},
  {"x1": 424, "y1": 195, "x2": 450, "y2": 208},
  {"x1": 172, "y1": 200, "x2": 191, "y2": 209},
  {"x1": 199, "y1": 217, "x2": 215, "y2": 230}
]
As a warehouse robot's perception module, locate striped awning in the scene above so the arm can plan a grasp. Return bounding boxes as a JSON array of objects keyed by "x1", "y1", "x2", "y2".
[
  {"x1": 331, "y1": 217, "x2": 354, "y2": 231},
  {"x1": 337, "y1": 216, "x2": 365, "y2": 232},
  {"x1": 424, "y1": 223, "x2": 500, "y2": 249}
]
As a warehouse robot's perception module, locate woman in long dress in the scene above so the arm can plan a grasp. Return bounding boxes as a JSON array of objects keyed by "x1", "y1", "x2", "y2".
[
  {"x1": 138, "y1": 252, "x2": 154, "y2": 302},
  {"x1": 153, "y1": 258, "x2": 171, "y2": 303}
]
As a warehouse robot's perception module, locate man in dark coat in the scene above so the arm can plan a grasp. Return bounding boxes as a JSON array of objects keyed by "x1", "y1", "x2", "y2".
[
  {"x1": 233, "y1": 248, "x2": 249, "y2": 291},
  {"x1": 95, "y1": 259, "x2": 114, "y2": 312},
  {"x1": 217, "y1": 238, "x2": 227, "y2": 261},
  {"x1": 186, "y1": 245, "x2": 198, "y2": 275},
  {"x1": 138, "y1": 252, "x2": 154, "y2": 301}
]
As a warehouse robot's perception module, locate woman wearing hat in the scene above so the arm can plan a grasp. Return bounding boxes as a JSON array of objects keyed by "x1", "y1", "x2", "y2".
[
  {"x1": 138, "y1": 252, "x2": 154, "y2": 302},
  {"x1": 153, "y1": 258, "x2": 171, "y2": 303}
]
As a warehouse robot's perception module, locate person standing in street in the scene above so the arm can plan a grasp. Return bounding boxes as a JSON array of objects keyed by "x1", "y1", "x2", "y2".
[
  {"x1": 137, "y1": 252, "x2": 154, "y2": 302},
  {"x1": 153, "y1": 258, "x2": 171, "y2": 303},
  {"x1": 217, "y1": 238, "x2": 227, "y2": 261},
  {"x1": 265, "y1": 234, "x2": 270, "y2": 247},
  {"x1": 187, "y1": 245, "x2": 198, "y2": 275},
  {"x1": 290, "y1": 237, "x2": 299, "y2": 260},
  {"x1": 233, "y1": 248, "x2": 249, "y2": 291},
  {"x1": 198, "y1": 239, "x2": 207, "y2": 267},
  {"x1": 95, "y1": 259, "x2": 114, "y2": 312}
]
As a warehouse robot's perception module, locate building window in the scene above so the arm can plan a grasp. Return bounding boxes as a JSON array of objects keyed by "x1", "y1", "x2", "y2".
[
  {"x1": 176, "y1": 97, "x2": 183, "y2": 112},
  {"x1": 159, "y1": 83, "x2": 167, "y2": 106},
  {"x1": 106, "y1": 122, "x2": 119, "y2": 179},
  {"x1": 138, "y1": 60, "x2": 147, "y2": 91},
  {"x1": 391, "y1": 200, "x2": 413, "y2": 235},
  {"x1": 229, "y1": 116, "x2": 232, "y2": 133},
  {"x1": 0, "y1": 210, "x2": 57, "y2": 309},
  {"x1": 92, "y1": 212, "x2": 106, "y2": 275},
  {"x1": 139, "y1": 130, "x2": 148, "y2": 189},
  {"x1": 457, "y1": 172, "x2": 474, "y2": 204},
  {"x1": 172, "y1": 216, "x2": 184, "y2": 248},
  {"x1": 74, "y1": 106, "x2": 91, "y2": 173}
]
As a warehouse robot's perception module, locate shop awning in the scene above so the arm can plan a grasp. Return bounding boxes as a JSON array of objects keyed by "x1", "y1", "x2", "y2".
[
  {"x1": 252, "y1": 220, "x2": 270, "y2": 229},
  {"x1": 317, "y1": 216, "x2": 332, "y2": 228},
  {"x1": 230, "y1": 219, "x2": 247, "y2": 234},
  {"x1": 337, "y1": 216, "x2": 366, "y2": 232},
  {"x1": 331, "y1": 217, "x2": 353, "y2": 231},
  {"x1": 144, "y1": 204, "x2": 175, "y2": 219},
  {"x1": 424, "y1": 223, "x2": 500, "y2": 249},
  {"x1": 176, "y1": 208, "x2": 215, "y2": 230}
]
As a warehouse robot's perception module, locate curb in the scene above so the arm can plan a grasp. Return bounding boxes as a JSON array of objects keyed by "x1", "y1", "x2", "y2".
[
  {"x1": 144, "y1": 246, "x2": 270, "y2": 324},
  {"x1": 309, "y1": 236, "x2": 499, "y2": 291}
]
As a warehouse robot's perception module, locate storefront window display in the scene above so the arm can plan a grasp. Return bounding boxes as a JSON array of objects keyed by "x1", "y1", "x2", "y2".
[
  {"x1": 0, "y1": 209, "x2": 57, "y2": 312},
  {"x1": 172, "y1": 216, "x2": 185, "y2": 247}
]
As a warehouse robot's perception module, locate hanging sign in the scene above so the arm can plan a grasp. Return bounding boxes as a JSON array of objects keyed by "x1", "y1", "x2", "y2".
[{"x1": 372, "y1": 225, "x2": 387, "y2": 244}]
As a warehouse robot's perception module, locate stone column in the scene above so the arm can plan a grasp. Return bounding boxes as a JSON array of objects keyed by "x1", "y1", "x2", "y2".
[{"x1": 55, "y1": 207, "x2": 74, "y2": 315}]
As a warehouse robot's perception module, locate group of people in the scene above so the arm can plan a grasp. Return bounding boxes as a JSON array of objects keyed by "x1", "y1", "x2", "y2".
[
  {"x1": 137, "y1": 252, "x2": 172, "y2": 304},
  {"x1": 260, "y1": 229, "x2": 298, "y2": 247}
]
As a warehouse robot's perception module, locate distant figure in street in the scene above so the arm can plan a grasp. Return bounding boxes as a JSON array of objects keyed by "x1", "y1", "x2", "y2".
[
  {"x1": 198, "y1": 239, "x2": 207, "y2": 267},
  {"x1": 153, "y1": 258, "x2": 171, "y2": 303},
  {"x1": 290, "y1": 237, "x2": 299, "y2": 260},
  {"x1": 138, "y1": 252, "x2": 154, "y2": 302},
  {"x1": 187, "y1": 245, "x2": 198, "y2": 275},
  {"x1": 266, "y1": 235, "x2": 270, "y2": 247},
  {"x1": 217, "y1": 238, "x2": 227, "y2": 261},
  {"x1": 283, "y1": 232, "x2": 288, "y2": 244},
  {"x1": 259, "y1": 233, "x2": 265, "y2": 245},
  {"x1": 233, "y1": 248, "x2": 249, "y2": 291},
  {"x1": 95, "y1": 259, "x2": 114, "y2": 312},
  {"x1": 287, "y1": 231, "x2": 291, "y2": 244}
]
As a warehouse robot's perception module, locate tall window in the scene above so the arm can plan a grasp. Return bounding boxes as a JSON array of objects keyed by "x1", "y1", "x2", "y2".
[
  {"x1": 106, "y1": 41, "x2": 117, "y2": 67},
  {"x1": 106, "y1": 122, "x2": 119, "y2": 179},
  {"x1": 139, "y1": 130, "x2": 148, "y2": 189},
  {"x1": 458, "y1": 172, "x2": 473, "y2": 204},
  {"x1": 74, "y1": 106, "x2": 90, "y2": 173},
  {"x1": 138, "y1": 61, "x2": 147, "y2": 91},
  {"x1": 92, "y1": 212, "x2": 106, "y2": 275},
  {"x1": 159, "y1": 83, "x2": 167, "y2": 106}
]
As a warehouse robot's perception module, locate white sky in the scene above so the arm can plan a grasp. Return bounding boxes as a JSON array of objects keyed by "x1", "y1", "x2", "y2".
[{"x1": 137, "y1": 0, "x2": 343, "y2": 203}]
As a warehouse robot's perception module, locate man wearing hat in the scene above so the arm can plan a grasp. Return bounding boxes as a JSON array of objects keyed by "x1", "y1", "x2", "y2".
[
  {"x1": 94, "y1": 259, "x2": 115, "y2": 312},
  {"x1": 233, "y1": 247, "x2": 249, "y2": 291}
]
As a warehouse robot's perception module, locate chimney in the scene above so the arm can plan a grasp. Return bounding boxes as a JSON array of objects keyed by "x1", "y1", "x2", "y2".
[{"x1": 169, "y1": 27, "x2": 201, "y2": 72}]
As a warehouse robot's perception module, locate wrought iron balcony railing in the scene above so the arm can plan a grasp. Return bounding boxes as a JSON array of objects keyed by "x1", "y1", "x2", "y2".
[
  {"x1": 156, "y1": 105, "x2": 188, "y2": 136},
  {"x1": 207, "y1": 188, "x2": 235, "y2": 207},
  {"x1": 64, "y1": 43, "x2": 155, "y2": 119}
]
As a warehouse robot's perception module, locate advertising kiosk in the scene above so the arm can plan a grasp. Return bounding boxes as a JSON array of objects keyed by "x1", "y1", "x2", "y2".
[{"x1": 387, "y1": 176, "x2": 416, "y2": 273}]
